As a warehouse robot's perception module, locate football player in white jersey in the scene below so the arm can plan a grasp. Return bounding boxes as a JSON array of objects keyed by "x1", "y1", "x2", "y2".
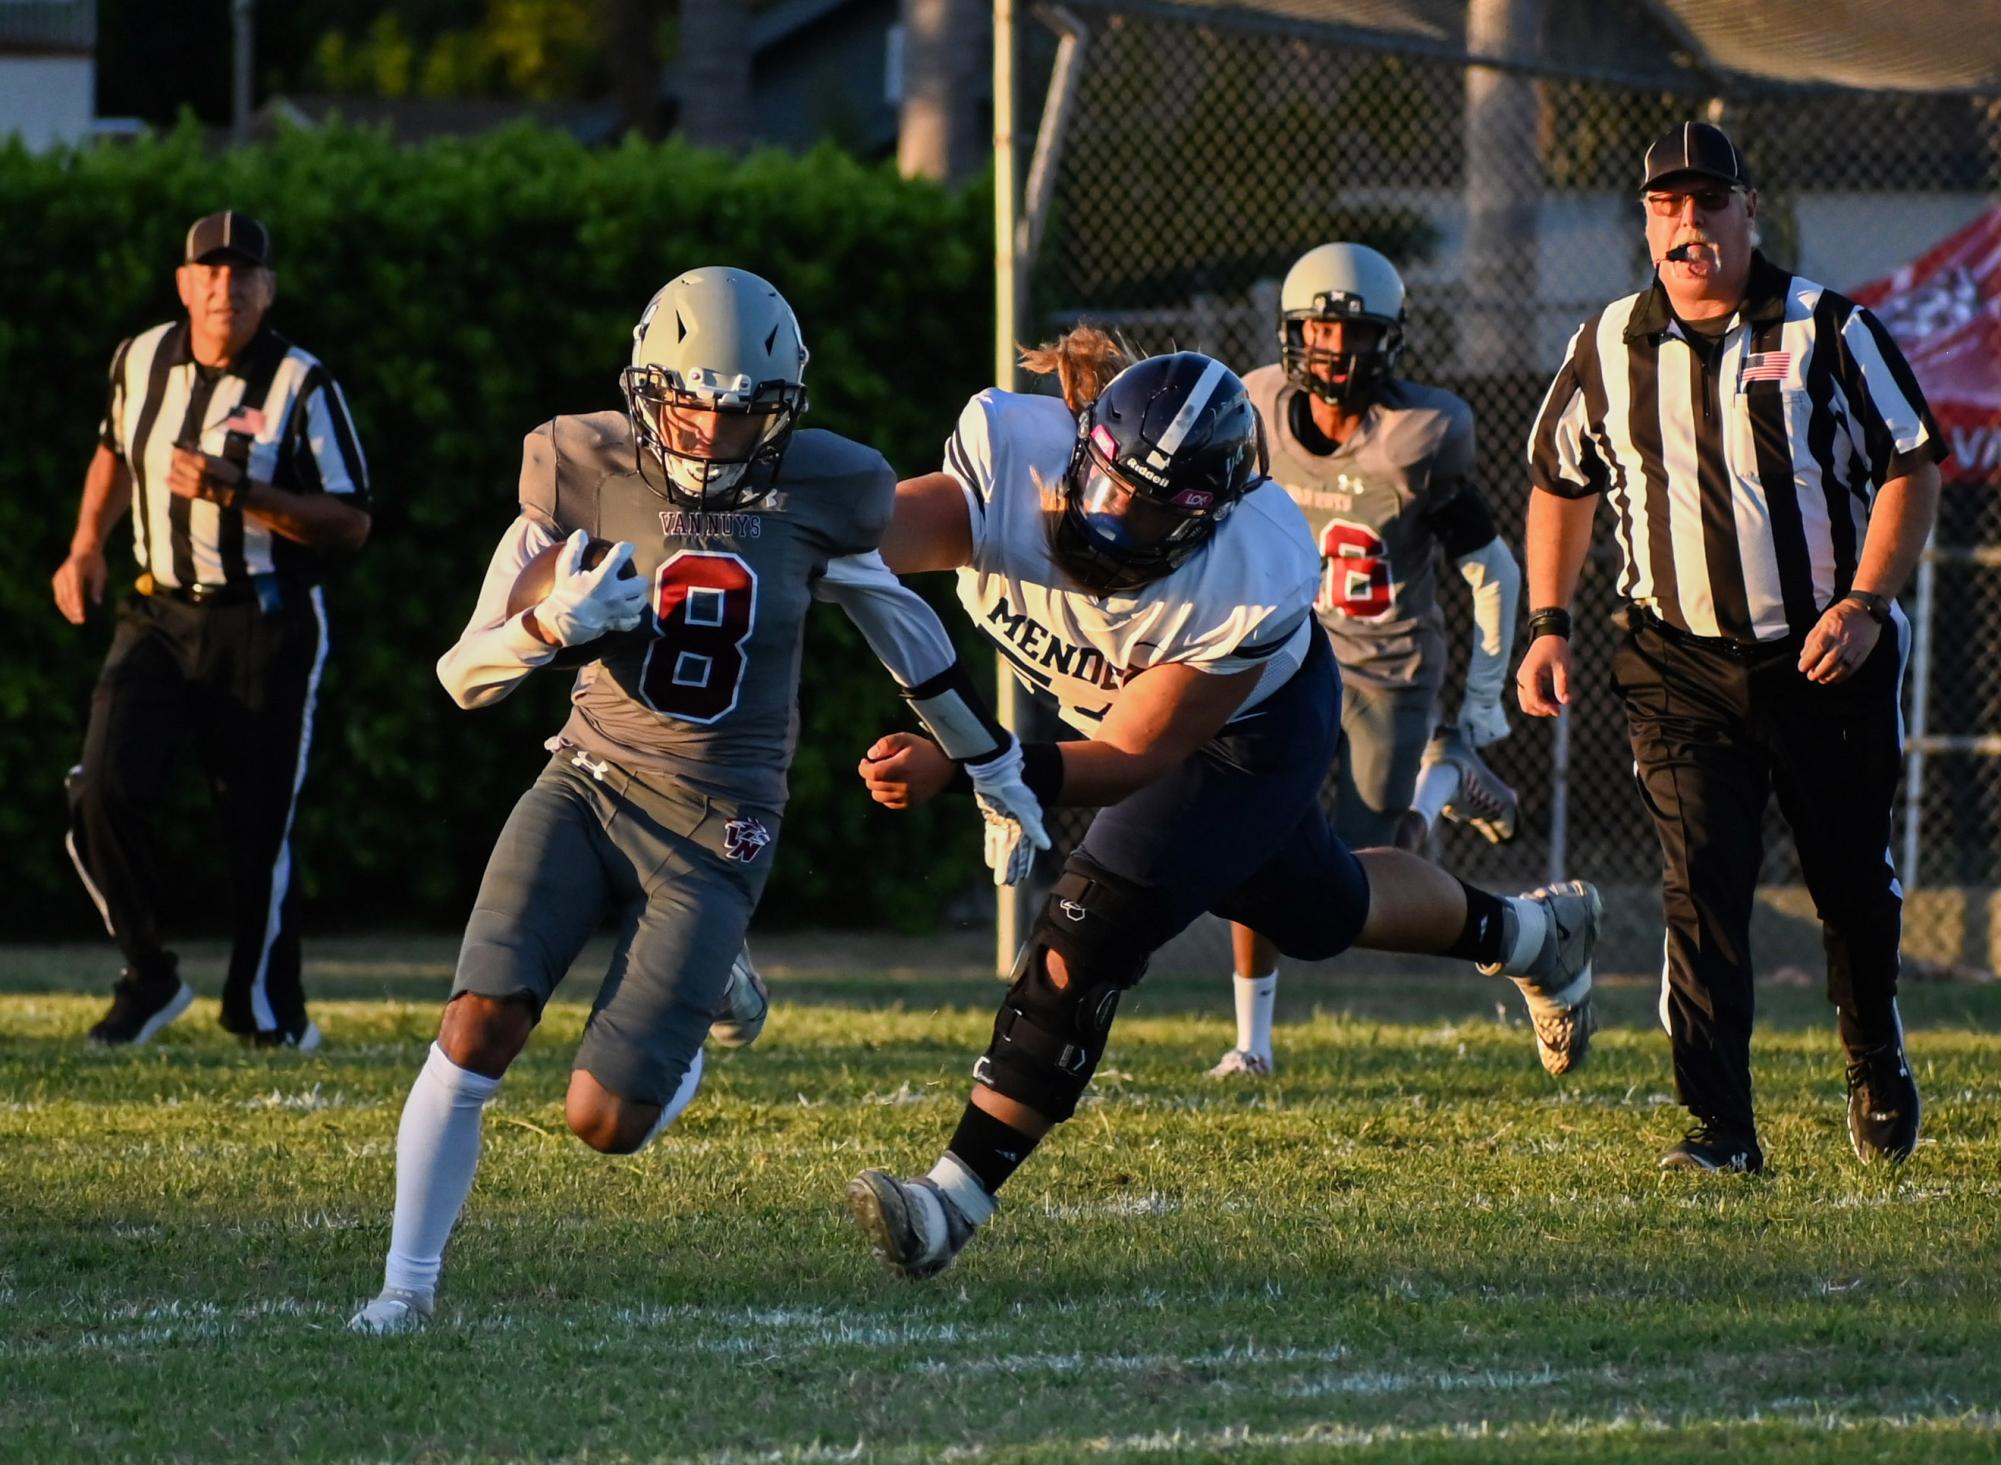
[
  {"x1": 843, "y1": 332, "x2": 1602, "y2": 1280},
  {"x1": 1213, "y1": 243, "x2": 1525, "y2": 1079},
  {"x1": 348, "y1": 268, "x2": 1046, "y2": 1333}
]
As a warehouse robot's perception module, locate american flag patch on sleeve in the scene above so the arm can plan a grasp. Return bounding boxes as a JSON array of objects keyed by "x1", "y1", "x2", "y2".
[{"x1": 1740, "y1": 351, "x2": 1792, "y2": 383}]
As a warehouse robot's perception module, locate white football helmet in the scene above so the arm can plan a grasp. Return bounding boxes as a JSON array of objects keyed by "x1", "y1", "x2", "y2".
[
  {"x1": 1278, "y1": 242, "x2": 1407, "y2": 408},
  {"x1": 621, "y1": 266, "x2": 809, "y2": 508}
]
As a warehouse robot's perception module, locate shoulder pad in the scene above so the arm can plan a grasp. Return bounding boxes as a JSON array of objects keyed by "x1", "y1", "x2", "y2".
[
  {"x1": 521, "y1": 412, "x2": 636, "y2": 535},
  {"x1": 777, "y1": 428, "x2": 897, "y2": 553}
]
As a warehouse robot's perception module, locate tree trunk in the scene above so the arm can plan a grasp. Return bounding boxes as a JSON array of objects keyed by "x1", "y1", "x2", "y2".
[
  {"x1": 1461, "y1": 0, "x2": 1545, "y2": 375},
  {"x1": 609, "y1": 0, "x2": 663, "y2": 140},
  {"x1": 898, "y1": 0, "x2": 984, "y2": 183},
  {"x1": 679, "y1": 0, "x2": 752, "y2": 154}
]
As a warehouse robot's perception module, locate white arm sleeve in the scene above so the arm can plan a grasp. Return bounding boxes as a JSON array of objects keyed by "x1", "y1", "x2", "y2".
[
  {"x1": 814, "y1": 550, "x2": 959, "y2": 689},
  {"x1": 817, "y1": 550, "x2": 1012, "y2": 761},
  {"x1": 1453, "y1": 535, "x2": 1521, "y2": 708},
  {"x1": 436, "y1": 515, "x2": 564, "y2": 710}
]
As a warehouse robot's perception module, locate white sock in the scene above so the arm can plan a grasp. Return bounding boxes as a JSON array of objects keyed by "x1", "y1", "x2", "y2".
[
  {"x1": 635, "y1": 1048, "x2": 705, "y2": 1150},
  {"x1": 927, "y1": 1152, "x2": 996, "y2": 1227},
  {"x1": 1233, "y1": 969, "x2": 1278, "y2": 1058},
  {"x1": 1497, "y1": 897, "x2": 1549, "y2": 975},
  {"x1": 382, "y1": 1042, "x2": 501, "y2": 1297}
]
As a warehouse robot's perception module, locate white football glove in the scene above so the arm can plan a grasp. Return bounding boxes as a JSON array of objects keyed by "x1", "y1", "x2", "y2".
[
  {"x1": 1458, "y1": 695, "x2": 1511, "y2": 749},
  {"x1": 966, "y1": 741, "x2": 1051, "y2": 887},
  {"x1": 535, "y1": 530, "x2": 647, "y2": 647}
]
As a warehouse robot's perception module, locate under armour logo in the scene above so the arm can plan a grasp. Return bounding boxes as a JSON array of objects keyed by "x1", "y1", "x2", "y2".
[
  {"x1": 722, "y1": 815, "x2": 773, "y2": 863},
  {"x1": 1059, "y1": 899, "x2": 1087, "y2": 922}
]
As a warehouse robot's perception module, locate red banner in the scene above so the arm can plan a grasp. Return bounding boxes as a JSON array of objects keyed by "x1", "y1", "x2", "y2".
[{"x1": 1849, "y1": 204, "x2": 2001, "y2": 483}]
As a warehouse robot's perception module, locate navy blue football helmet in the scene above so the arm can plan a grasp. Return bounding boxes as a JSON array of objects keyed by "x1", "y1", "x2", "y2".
[{"x1": 1055, "y1": 352, "x2": 1263, "y2": 594}]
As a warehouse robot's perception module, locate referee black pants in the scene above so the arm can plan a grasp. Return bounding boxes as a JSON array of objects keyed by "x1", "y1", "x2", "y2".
[
  {"x1": 1612, "y1": 612, "x2": 1906, "y2": 1136},
  {"x1": 68, "y1": 587, "x2": 327, "y2": 1034}
]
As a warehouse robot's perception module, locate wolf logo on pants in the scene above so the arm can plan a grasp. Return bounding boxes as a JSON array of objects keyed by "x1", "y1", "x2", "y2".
[{"x1": 722, "y1": 815, "x2": 773, "y2": 863}]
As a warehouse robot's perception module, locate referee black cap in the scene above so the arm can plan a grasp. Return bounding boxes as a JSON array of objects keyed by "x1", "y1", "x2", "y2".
[
  {"x1": 1641, "y1": 122, "x2": 1752, "y2": 193},
  {"x1": 184, "y1": 210, "x2": 273, "y2": 269}
]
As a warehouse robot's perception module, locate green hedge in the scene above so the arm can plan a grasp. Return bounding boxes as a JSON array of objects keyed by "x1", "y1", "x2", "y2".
[{"x1": 0, "y1": 122, "x2": 997, "y2": 938}]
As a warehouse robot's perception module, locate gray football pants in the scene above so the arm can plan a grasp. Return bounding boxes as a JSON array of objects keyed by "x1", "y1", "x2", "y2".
[
  {"x1": 451, "y1": 749, "x2": 781, "y2": 1106},
  {"x1": 1329, "y1": 678, "x2": 1436, "y2": 848}
]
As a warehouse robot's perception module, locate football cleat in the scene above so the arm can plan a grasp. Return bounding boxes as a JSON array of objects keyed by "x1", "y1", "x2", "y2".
[
  {"x1": 346, "y1": 1286, "x2": 435, "y2": 1335},
  {"x1": 87, "y1": 972, "x2": 194, "y2": 1047},
  {"x1": 1846, "y1": 1041, "x2": 1921, "y2": 1164},
  {"x1": 847, "y1": 1171, "x2": 979, "y2": 1281},
  {"x1": 1480, "y1": 881, "x2": 1600, "y2": 1075},
  {"x1": 1660, "y1": 1125, "x2": 1765, "y2": 1174},
  {"x1": 1421, "y1": 725, "x2": 1520, "y2": 844},
  {"x1": 708, "y1": 944, "x2": 768, "y2": 1049},
  {"x1": 1206, "y1": 1048, "x2": 1274, "y2": 1079}
]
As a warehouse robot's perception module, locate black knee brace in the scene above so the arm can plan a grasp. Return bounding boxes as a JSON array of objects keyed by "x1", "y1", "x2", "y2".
[{"x1": 973, "y1": 863, "x2": 1166, "y2": 1122}]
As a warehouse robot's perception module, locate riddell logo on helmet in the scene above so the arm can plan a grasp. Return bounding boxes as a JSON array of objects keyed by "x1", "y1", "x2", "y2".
[{"x1": 1122, "y1": 457, "x2": 1169, "y2": 487}]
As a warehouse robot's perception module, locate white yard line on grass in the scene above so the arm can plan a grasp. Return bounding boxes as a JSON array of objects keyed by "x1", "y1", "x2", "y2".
[{"x1": 687, "y1": 1408, "x2": 1999, "y2": 1462}]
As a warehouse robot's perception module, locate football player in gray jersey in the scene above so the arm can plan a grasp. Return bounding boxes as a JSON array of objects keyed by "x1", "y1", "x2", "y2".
[
  {"x1": 350, "y1": 268, "x2": 1046, "y2": 1333},
  {"x1": 1211, "y1": 243, "x2": 1526, "y2": 1078}
]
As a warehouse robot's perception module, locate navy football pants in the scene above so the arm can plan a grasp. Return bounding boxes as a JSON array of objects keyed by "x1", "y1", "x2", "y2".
[{"x1": 1072, "y1": 631, "x2": 1372, "y2": 963}]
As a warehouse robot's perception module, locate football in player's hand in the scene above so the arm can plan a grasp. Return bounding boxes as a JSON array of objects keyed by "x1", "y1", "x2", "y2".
[{"x1": 508, "y1": 535, "x2": 643, "y2": 669}]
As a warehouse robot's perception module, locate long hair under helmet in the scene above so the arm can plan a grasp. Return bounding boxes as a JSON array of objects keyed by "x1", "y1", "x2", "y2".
[
  {"x1": 1277, "y1": 242, "x2": 1406, "y2": 409},
  {"x1": 1054, "y1": 351, "x2": 1263, "y2": 594},
  {"x1": 620, "y1": 266, "x2": 809, "y2": 509}
]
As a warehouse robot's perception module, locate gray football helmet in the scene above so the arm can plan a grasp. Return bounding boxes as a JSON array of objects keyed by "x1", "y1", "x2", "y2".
[
  {"x1": 620, "y1": 266, "x2": 810, "y2": 508},
  {"x1": 1278, "y1": 242, "x2": 1407, "y2": 409}
]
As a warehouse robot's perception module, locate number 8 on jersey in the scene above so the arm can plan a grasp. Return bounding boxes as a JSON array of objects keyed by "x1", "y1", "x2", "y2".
[{"x1": 640, "y1": 550, "x2": 759, "y2": 723}]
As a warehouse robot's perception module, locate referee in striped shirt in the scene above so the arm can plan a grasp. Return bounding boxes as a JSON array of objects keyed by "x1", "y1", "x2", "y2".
[
  {"x1": 1519, "y1": 124, "x2": 1944, "y2": 1174},
  {"x1": 52, "y1": 210, "x2": 371, "y2": 1049}
]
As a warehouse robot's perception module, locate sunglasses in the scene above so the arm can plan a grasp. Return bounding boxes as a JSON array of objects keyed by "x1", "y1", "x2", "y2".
[{"x1": 1645, "y1": 186, "x2": 1742, "y2": 217}]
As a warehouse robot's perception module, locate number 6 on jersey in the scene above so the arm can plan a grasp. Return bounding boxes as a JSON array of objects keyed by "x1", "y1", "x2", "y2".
[
  {"x1": 1317, "y1": 518, "x2": 1394, "y2": 621},
  {"x1": 639, "y1": 549, "x2": 759, "y2": 723}
]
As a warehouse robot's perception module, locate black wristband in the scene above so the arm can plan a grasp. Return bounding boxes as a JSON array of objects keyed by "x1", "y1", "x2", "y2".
[
  {"x1": 1842, "y1": 590, "x2": 1892, "y2": 625},
  {"x1": 1020, "y1": 742, "x2": 1064, "y2": 805},
  {"x1": 1527, "y1": 606, "x2": 1572, "y2": 641}
]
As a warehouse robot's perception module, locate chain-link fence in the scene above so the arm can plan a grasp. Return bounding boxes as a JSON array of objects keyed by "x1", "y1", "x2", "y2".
[{"x1": 1003, "y1": 1, "x2": 2001, "y2": 978}]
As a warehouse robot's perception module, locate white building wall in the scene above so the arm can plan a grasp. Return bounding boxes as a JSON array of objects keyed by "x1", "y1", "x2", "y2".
[{"x1": 0, "y1": 56, "x2": 94, "y2": 151}]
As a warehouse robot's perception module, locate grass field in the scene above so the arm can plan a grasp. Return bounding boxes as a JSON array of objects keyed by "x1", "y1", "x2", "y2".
[{"x1": 4, "y1": 933, "x2": 2000, "y2": 1463}]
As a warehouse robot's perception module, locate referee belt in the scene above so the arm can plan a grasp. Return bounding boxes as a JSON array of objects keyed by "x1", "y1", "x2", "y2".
[
  {"x1": 1627, "y1": 606, "x2": 1798, "y2": 662},
  {"x1": 137, "y1": 571, "x2": 284, "y2": 608}
]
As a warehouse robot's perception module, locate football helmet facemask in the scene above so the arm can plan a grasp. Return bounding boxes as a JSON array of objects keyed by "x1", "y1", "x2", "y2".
[
  {"x1": 1054, "y1": 352, "x2": 1262, "y2": 595},
  {"x1": 1278, "y1": 242, "x2": 1406, "y2": 410},
  {"x1": 621, "y1": 266, "x2": 809, "y2": 509}
]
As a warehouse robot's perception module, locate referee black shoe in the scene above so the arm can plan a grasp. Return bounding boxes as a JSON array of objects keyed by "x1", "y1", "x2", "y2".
[
  {"x1": 87, "y1": 968, "x2": 195, "y2": 1047},
  {"x1": 1846, "y1": 1041, "x2": 1920, "y2": 1164},
  {"x1": 1660, "y1": 1124, "x2": 1765, "y2": 1174},
  {"x1": 245, "y1": 1018, "x2": 323, "y2": 1051}
]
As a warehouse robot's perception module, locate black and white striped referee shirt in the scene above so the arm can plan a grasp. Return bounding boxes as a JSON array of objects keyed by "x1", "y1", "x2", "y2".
[
  {"x1": 1528, "y1": 252, "x2": 1946, "y2": 643},
  {"x1": 99, "y1": 321, "x2": 370, "y2": 590}
]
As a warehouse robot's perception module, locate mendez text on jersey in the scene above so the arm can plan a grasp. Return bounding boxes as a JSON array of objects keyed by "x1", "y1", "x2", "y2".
[{"x1": 984, "y1": 595, "x2": 1129, "y2": 692}]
